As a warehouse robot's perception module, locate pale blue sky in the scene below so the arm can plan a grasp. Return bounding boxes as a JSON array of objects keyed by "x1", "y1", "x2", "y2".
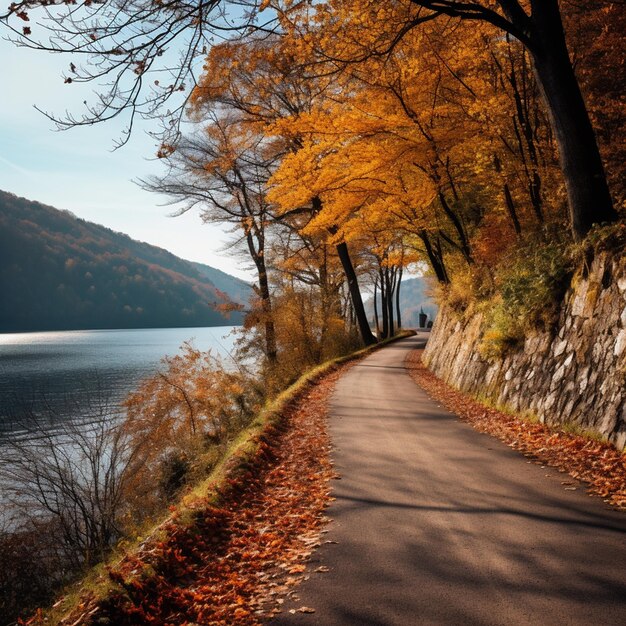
[{"x1": 0, "y1": 37, "x2": 253, "y2": 281}]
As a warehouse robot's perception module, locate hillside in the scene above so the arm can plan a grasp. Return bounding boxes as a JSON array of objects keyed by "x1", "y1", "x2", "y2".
[
  {"x1": 192, "y1": 262, "x2": 251, "y2": 306},
  {"x1": 0, "y1": 191, "x2": 248, "y2": 332},
  {"x1": 366, "y1": 277, "x2": 438, "y2": 329}
]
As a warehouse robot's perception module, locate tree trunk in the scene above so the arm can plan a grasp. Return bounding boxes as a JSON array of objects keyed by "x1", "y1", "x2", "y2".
[
  {"x1": 315, "y1": 196, "x2": 377, "y2": 346},
  {"x1": 378, "y1": 267, "x2": 388, "y2": 339},
  {"x1": 438, "y1": 191, "x2": 473, "y2": 263},
  {"x1": 503, "y1": 183, "x2": 522, "y2": 236},
  {"x1": 419, "y1": 230, "x2": 449, "y2": 283},
  {"x1": 385, "y1": 267, "x2": 395, "y2": 338},
  {"x1": 373, "y1": 280, "x2": 381, "y2": 338},
  {"x1": 257, "y1": 259, "x2": 278, "y2": 363},
  {"x1": 396, "y1": 266, "x2": 403, "y2": 329},
  {"x1": 336, "y1": 241, "x2": 378, "y2": 345},
  {"x1": 530, "y1": 0, "x2": 617, "y2": 239},
  {"x1": 247, "y1": 229, "x2": 277, "y2": 363}
]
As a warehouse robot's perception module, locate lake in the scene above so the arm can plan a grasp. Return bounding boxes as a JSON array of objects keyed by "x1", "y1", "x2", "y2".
[{"x1": 0, "y1": 326, "x2": 240, "y2": 438}]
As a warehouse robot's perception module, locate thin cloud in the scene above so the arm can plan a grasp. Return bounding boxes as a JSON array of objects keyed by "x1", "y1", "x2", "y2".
[{"x1": 0, "y1": 155, "x2": 33, "y2": 177}]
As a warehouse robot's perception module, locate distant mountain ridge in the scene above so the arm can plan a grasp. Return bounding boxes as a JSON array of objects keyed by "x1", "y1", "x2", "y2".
[
  {"x1": 192, "y1": 262, "x2": 252, "y2": 306},
  {"x1": 0, "y1": 191, "x2": 251, "y2": 332}
]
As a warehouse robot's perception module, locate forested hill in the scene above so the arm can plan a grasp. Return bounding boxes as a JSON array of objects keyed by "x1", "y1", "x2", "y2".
[
  {"x1": 0, "y1": 191, "x2": 250, "y2": 332},
  {"x1": 191, "y1": 262, "x2": 252, "y2": 306}
]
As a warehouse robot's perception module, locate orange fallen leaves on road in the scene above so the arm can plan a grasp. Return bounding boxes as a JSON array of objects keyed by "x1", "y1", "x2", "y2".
[{"x1": 406, "y1": 349, "x2": 626, "y2": 510}]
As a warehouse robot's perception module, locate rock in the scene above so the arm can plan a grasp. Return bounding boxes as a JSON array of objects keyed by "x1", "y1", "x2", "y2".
[
  {"x1": 614, "y1": 329, "x2": 626, "y2": 358},
  {"x1": 571, "y1": 280, "x2": 589, "y2": 318},
  {"x1": 551, "y1": 363, "x2": 566, "y2": 386},
  {"x1": 544, "y1": 392, "x2": 557, "y2": 411},
  {"x1": 578, "y1": 367, "x2": 590, "y2": 392},
  {"x1": 553, "y1": 339, "x2": 568, "y2": 357}
]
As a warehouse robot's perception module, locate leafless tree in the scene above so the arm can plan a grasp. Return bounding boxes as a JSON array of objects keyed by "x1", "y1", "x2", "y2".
[
  {"x1": 0, "y1": 397, "x2": 139, "y2": 570},
  {"x1": 0, "y1": 0, "x2": 270, "y2": 146},
  {"x1": 141, "y1": 114, "x2": 281, "y2": 362}
]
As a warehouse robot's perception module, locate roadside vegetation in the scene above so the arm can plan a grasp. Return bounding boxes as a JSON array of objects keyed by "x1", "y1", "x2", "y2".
[
  {"x1": 0, "y1": 321, "x2": 410, "y2": 624},
  {"x1": 0, "y1": 309, "x2": 364, "y2": 624}
]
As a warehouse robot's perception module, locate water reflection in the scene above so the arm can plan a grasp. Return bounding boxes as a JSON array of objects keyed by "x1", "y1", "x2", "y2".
[{"x1": 0, "y1": 326, "x2": 239, "y2": 437}]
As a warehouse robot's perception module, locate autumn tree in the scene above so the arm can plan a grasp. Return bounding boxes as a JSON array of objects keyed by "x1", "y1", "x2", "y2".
[
  {"x1": 143, "y1": 115, "x2": 280, "y2": 363},
  {"x1": 299, "y1": 0, "x2": 618, "y2": 240},
  {"x1": 563, "y1": 1, "x2": 626, "y2": 209},
  {"x1": 357, "y1": 218, "x2": 408, "y2": 339},
  {"x1": 159, "y1": 35, "x2": 378, "y2": 346},
  {"x1": 266, "y1": 9, "x2": 590, "y2": 293},
  {"x1": 4, "y1": 0, "x2": 620, "y2": 238},
  {"x1": 122, "y1": 343, "x2": 258, "y2": 512}
]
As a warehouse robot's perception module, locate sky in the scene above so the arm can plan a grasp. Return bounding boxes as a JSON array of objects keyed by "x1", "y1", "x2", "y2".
[{"x1": 0, "y1": 36, "x2": 255, "y2": 281}]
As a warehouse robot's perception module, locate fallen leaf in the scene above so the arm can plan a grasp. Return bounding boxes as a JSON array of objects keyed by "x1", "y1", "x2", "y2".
[{"x1": 289, "y1": 564, "x2": 306, "y2": 574}]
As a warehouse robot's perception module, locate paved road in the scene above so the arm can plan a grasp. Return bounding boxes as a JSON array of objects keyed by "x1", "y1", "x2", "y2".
[{"x1": 273, "y1": 334, "x2": 626, "y2": 626}]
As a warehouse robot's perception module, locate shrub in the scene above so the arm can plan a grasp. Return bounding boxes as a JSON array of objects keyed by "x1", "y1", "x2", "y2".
[
  {"x1": 0, "y1": 521, "x2": 60, "y2": 625},
  {"x1": 0, "y1": 345, "x2": 263, "y2": 623},
  {"x1": 121, "y1": 343, "x2": 261, "y2": 524},
  {"x1": 0, "y1": 401, "x2": 138, "y2": 626},
  {"x1": 479, "y1": 238, "x2": 572, "y2": 358},
  {"x1": 0, "y1": 414, "x2": 136, "y2": 571}
]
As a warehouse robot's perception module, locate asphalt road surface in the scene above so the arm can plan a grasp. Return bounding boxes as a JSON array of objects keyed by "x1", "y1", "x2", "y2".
[{"x1": 272, "y1": 333, "x2": 626, "y2": 626}]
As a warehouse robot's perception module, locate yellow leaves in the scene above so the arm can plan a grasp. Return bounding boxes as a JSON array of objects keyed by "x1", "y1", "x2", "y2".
[{"x1": 266, "y1": 73, "x2": 442, "y2": 245}]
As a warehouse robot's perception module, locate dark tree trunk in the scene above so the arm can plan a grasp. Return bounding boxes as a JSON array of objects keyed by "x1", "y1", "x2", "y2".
[
  {"x1": 385, "y1": 267, "x2": 395, "y2": 338},
  {"x1": 336, "y1": 241, "x2": 378, "y2": 345},
  {"x1": 503, "y1": 183, "x2": 522, "y2": 236},
  {"x1": 247, "y1": 230, "x2": 277, "y2": 364},
  {"x1": 378, "y1": 267, "x2": 388, "y2": 339},
  {"x1": 419, "y1": 230, "x2": 449, "y2": 284},
  {"x1": 313, "y1": 196, "x2": 377, "y2": 345},
  {"x1": 373, "y1": 280, "x2": 381, "y2": 337},
  {"x1": 438, "y1": 191, "x2": 473, "y2": 263},
  {"x1": 257, "y1": 258, "x2": 278, "y2": 363},
  {"x1": 507, "y1": 43, "x2": 545, "y2": 223},
  {"x1": 529, "y1": 0, "x2": 617, "y2": 239},
  {"x1": 396, "y1": 266, "x2": 403, "y2": 329}
]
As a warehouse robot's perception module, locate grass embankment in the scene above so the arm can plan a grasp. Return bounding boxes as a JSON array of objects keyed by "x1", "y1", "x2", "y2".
[
  {"x1": 406, "y1": 349, "x2": 626, "y2": 511},
  {"x1": 37, "y1": 331, "x2": 414, "y2": 625}
]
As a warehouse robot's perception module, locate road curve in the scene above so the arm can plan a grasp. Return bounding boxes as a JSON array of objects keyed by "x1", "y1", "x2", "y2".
[{"x1": 272, "y1": 333, "x2": 626, "y2": 626}]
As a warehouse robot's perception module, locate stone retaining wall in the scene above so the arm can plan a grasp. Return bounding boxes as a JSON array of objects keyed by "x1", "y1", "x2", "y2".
[{"x1": 423, "y1": 251, "x2": 626, "y2": 450}]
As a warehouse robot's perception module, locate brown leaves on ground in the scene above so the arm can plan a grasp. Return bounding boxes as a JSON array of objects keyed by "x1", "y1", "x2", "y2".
[
  {"x1": 51, "y1": 365, "x2": 348, "y2": 626},
  {"x1": 405, "y1": 349, "x2": 626, "y2": 510}
]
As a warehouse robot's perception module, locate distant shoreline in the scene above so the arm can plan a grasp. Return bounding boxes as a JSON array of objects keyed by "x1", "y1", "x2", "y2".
[{"x1": 0, "y1": 323, "x2": 243, "y2": 336}]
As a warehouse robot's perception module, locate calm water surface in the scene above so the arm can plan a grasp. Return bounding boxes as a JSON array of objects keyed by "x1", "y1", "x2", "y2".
[{"x1": 0, "y1": 326, "x2": 239, "y2": 437}]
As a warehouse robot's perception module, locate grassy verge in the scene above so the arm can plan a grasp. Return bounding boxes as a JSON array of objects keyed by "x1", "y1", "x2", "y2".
[{"x1": 39, "y1": 330, "x2": 415, "y2": 625}]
